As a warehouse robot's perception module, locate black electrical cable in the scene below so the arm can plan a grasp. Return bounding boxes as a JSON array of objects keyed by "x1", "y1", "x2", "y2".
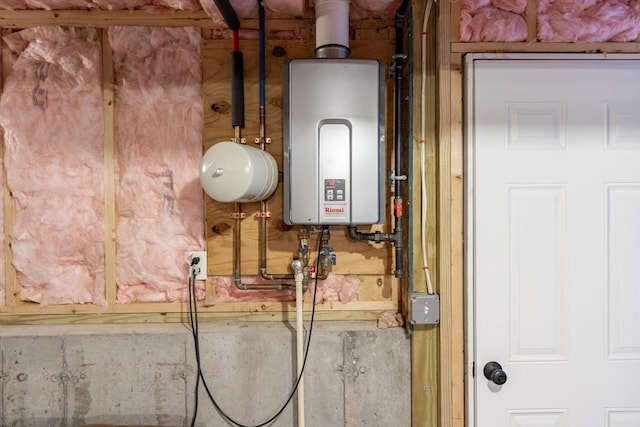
[
  {"x1": 187, "y1": 272, "x2": 201, "y2": 427},
  {"x1": 187, "y1": 227, "x2": 326, "y2": 427}
]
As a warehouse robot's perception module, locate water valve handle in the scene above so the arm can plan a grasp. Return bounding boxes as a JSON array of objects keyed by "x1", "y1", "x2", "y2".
[{"x1": 483, "y1": 361, "x2": 507, "y2": 385}]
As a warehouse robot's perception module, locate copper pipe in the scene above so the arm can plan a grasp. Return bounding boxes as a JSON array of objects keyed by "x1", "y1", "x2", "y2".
[{"x1": 231, "y1": 126, "x2": 294, "y2": 291}]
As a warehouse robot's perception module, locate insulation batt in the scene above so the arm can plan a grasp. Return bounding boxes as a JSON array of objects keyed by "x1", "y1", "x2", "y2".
[
  {"x1": 377, "y1": 311, "x2": 404, "y2": 329},
  {"x1": 315, "y1": 274, "x2": 360, "y2": 304},
  {"x1": 462, "y1": 0, "x2": 640, "y2": 42},
  {"x1": 213, "y1": 275, "x2": 360, "y2": 304},
  {"x1": 460, "y1": 0, "x2": 528, "y2": 41},
  {"x1": 308, "y1": 0, "x2": 401, "y2": 19},
  {"x1": 110, "y1": 27, "x2": 205, "y2": 303},
  {"x1": 0, "y1": 27, "x2": 105, "y2": 306},
  {"x1": 538, "y1": 0, "x2": 640, "y2": 42}
]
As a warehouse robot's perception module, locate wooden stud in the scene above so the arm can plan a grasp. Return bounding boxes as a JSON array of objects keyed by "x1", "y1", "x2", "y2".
[
  {"x1": 101, "y1": 28, "x2": 117, "y2": 306},
  {"x1": 437, "y1": 0, "x2": 457, "y2": 426},
  {"x1": 526, "y1": 0, "x2": 537, "y2": 42},
  {"x1": 451, "y1": 0, "x2": 461, "y2": 42},
  {"x1": 1, "y1": 28, "x2": 17, "y2": 309},
  {"x1": 449, "y1": 50, "x2": 465, "y2": 427},
  {"x1": 452, "y1": 41, "x2": 640, "y2": 53},
  {"x1": 411, "y1": 1, "x2": 439, "y2": 427}
]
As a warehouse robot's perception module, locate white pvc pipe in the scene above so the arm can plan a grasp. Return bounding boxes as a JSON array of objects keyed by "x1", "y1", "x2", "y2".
[
  {"x1": 315, "y1": 0, "x2": 349, "y2": 57},
  {"x1": 294, "y1": 264, "x2": 305, "y2": 427}
]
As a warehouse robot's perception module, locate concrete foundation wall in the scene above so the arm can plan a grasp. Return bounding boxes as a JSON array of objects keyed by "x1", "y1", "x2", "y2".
[{"x1": 0, "y1": 321, "x2": 410, "y2": 427}]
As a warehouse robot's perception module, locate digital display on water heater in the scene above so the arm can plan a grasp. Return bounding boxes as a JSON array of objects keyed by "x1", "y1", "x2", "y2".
[{"x1": 324, "y1": 179, "x2": 345, "y2": 201}]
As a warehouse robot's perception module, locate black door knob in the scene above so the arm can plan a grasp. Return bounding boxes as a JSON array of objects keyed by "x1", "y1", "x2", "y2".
[{"x1": 483, "y1": 361, "x2": 507, "y2": 385}]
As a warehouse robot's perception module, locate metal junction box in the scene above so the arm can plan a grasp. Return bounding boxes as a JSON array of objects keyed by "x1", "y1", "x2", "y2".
[
  {"x1": 409, "y1": 293, "x2": 440, "y2": 325},
  {"x1": 283, "y1": 59, "x2": 385, "y2": 225}
]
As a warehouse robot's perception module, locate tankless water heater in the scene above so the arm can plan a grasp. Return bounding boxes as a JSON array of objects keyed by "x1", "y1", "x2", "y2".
[{"x1": 283, "y1": 59, "x2": 385, "y2": 225}]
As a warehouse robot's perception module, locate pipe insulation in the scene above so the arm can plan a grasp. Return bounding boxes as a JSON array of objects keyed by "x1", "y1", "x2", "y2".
[
  {"x1": 315, "y1": 0, "x2": 350, "y2": 58},
  {"x1": 230, "y1": 50, "x2": 244, "y2": 128}
]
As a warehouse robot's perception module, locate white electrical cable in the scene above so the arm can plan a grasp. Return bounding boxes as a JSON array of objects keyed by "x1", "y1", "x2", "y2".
[{"x1": 421, "y1": 0, "x2": 435, "y2": 295}]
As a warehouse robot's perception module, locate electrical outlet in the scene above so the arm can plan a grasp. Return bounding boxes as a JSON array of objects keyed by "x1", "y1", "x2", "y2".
[{"x1": 187, "y1": 251, "x2": 207, "y2": 280}]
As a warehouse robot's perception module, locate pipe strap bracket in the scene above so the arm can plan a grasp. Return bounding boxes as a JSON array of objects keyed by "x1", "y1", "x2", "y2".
[{"x1": 389, "y1": 170, "x2": 407, "y2": 184}]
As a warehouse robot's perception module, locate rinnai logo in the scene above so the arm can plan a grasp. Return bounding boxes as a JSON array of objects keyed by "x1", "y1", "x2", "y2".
[
  {"x1": 324, "y1": 206, "x2": 344, "y2": 213},
  {"x1": 325, "y1": 206, "x2": 345, "y2": 215}
]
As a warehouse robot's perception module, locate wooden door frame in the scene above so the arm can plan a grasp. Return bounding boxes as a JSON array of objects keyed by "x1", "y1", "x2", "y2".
[{"x1": 422, "y1": 0, "x2": 640, "y2": 420}]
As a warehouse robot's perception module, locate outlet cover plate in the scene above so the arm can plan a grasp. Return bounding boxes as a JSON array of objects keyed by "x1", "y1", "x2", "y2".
[{"x1": 187, "y1": 251, "x2": 207, "y2": 280}]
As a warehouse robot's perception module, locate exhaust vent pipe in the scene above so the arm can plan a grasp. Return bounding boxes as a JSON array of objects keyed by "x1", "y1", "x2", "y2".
[{"x1": 315, "y1": 0, "x2": 350, "y2": 58}]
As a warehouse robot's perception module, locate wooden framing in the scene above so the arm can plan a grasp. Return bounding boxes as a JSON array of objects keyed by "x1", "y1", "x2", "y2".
[
  {"x1": 2, "y1": 2, "x2": 638, "y2": 426},
  {"x1": 430, "y1": 1, "x2": 640, "y2": 427},
  {"x1": 0, "y1": 9, "x2": 404, "y2": 326}
]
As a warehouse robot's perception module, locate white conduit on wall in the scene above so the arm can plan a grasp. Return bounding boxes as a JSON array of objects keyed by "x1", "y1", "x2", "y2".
[{"x1": 292, "y1": 260, "x2": 305, "y2": 427}]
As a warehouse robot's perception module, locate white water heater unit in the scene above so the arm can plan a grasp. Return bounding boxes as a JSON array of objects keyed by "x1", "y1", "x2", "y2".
[{"x1": 283, "y1": 58, "x2": 385, "y2": 225}]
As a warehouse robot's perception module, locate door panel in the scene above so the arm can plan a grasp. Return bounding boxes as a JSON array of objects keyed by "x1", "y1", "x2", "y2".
[{"x1": 468, "y1": 56, "x2": 640, "y2": 427}]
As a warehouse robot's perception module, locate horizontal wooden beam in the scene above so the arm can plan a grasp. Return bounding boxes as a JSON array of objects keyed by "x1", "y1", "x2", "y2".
[
  {"x1": 0, "y1": 305, "x2": 397, "y2": 325},
  {"x1": 452, "y1": 42, "x2": 640, "y2": 53},
  {"x1": 0, "y1": 10, "x2": 218, "y2": 28},
  {"x1": 0, "y1": 299, "x2": 396, "y2": 315},
  {"x1": 0, "y1": 10, "x2": 393, "y2": 30}
]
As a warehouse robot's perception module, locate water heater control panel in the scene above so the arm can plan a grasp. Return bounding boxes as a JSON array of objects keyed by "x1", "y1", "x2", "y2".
[{"x1": 283, "y1": 59, "x2": 385, "y2": 226}]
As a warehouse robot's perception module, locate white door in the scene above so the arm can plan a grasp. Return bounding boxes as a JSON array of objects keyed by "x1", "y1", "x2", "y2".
[{"x1": 466, "y1": 54, "x2": 640, "y2": 427}]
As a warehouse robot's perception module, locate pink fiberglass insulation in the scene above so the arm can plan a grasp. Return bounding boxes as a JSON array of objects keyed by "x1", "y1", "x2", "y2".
[
  {"x1": 461, "y1": 0, "x2": 528, "y2": 41},
  {"x1": 0, "y1": 27, "x2": 105, "y2": 306},
  {"x1": 314, "y1": 274, "x2": 360, "y2": 304},
  {"x1": 307, "y1": 0, "x2": 400, "y2": 19},
  {"x1": 199, "y1": 0, "x2": 304, "y2": 27},
  {"x1": 264, "y1": 0, "x2": 305, "y2": 16},
  {"x1": 538, "y1": 0, "x2": 640, "y2": 42},
  {"x1": 213, "y1": 274, "x2": 360, "y2": 304},
  {"x1": 110, "y1": 26, "x2": 205, "y2": 303},
  {"x1": 350, "y1": 0, "x2": 401, "y2": 19},
  {"x1": 213, "y1": 276, "x2": 294, "y2": 302}
]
